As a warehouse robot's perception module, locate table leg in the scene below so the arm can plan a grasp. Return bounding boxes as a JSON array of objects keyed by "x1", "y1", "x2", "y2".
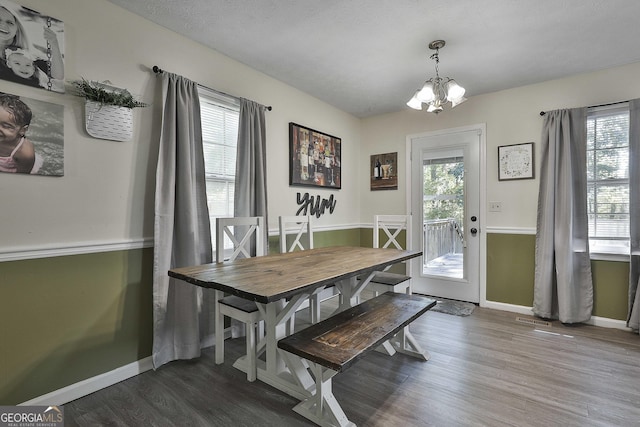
[
  {"x1": 333, "y1": 271, "x2": 375, "y2": 313},
  {"x1": 233, "y1": 293, "x2": 315, "y2": 400},
  {"x1": 264, "y1": 299, "x2": 287, "y2": 374},
  {"x1": 214, "y1": 290, "x2": 225, "y2": 365}
]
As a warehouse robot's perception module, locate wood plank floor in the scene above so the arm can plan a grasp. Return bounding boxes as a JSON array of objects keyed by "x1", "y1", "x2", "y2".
[{"x1": 63, "y1": 300, "x2": 640, "y2": 426}]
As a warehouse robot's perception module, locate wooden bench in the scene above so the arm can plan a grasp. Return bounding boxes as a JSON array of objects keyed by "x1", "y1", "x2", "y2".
[{"x1": 278, "y1": 292, "x2": 436, "y2": 426}]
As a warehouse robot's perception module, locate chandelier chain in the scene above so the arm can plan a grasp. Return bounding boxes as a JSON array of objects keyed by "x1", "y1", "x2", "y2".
[{"x1": 430, "y1": 50, "x2": 440, "y2": 80}]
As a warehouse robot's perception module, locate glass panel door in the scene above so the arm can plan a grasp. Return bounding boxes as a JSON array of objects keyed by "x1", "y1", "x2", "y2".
[
  {"x1": 423, "y1": 154, "x2": 465, "y2": 279},
  {"x1": 410, "y1": 127, "x2": 481, "y2": 303}
]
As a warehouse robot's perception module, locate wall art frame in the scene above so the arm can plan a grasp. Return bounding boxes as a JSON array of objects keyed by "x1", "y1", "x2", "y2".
[
  {"x1": 0, "y1": 91, "x2": 64, "y2": 176},
  {"x1": 289, "y1": 122, "x2": 341, "y2": 189},
  {"x1": 498, "y1": 142, "x2": 534, "y2": 181},
  {"x1": 0, "y1": 0, "x2": 65, "y2": 93},
  {"x1": 370, "y1": 152, "x2": 398, "y2": 190}
]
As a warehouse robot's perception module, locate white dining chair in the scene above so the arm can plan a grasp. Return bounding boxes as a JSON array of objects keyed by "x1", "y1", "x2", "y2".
[
  {"x1": 215, "y1": 216, "x2": 266, "y2": 382},
  {"x1": 278, "y1": 215, "x2": 328, "y2": 324},
  {"x1": 279, "y1": 215, "x2": 314, "y2": 254},
  {"x1": 365, "y1": 214, "x2": 412, "y2": 296}
]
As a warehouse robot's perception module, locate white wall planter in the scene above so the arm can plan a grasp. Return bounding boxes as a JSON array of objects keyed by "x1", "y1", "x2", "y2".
[{"x1": 85, "y1": 100, "x2": 133, "y2": 142}]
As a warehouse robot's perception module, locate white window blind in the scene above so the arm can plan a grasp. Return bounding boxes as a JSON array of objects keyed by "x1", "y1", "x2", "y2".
[
  {"x1": 199, "y1": 88, "x2": 240, "y2": 250},
  {"x1": 586, "y1": 105, "x2": 630, "y2": 254}
]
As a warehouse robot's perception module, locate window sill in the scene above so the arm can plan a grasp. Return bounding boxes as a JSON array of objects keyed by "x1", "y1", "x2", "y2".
[{"x1": 590, "y1": 252, "x2": 629, "y2": 262}]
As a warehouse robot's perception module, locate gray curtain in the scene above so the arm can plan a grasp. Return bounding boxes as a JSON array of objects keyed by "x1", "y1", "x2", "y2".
[
  {"x1": 229, "y1": 98, "x2": 268, "y2": 338},
  {"x1": 152, "y1": 72, "x2": 213, "y2": 369},
  {"x1": 534, "y1": 107, "x2": 593, "y2": 323},
  {"x1": 628, "y1": 99, "x2": 640, "y2": 332},
  {"x1": 234, "y1": 98, "x2": 268, "y2": 242}
]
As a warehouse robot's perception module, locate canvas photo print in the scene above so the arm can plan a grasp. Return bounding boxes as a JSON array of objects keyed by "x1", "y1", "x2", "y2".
[
  {"x1": 0, "y1": 0, "x2": 65, "y2": 92},
  {"x1": 0, "y1": 91, "x2": 64, "y2": 176}
]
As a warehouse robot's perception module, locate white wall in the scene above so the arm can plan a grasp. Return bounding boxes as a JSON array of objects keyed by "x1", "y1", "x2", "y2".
[
  {"x1": 1, "y1": 0, "x2": 362, "y2": 255},
  {"x1": 360, "y1": 61, "x2": 640, "y2": 229},
  {"x1": 5, "y1": 0, "x2": 640, "y2": 255}
]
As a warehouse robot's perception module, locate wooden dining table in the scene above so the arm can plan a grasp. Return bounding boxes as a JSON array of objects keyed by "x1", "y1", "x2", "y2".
[{"x1": 168, "y1": 246, "x2": 425, "y2": 400}]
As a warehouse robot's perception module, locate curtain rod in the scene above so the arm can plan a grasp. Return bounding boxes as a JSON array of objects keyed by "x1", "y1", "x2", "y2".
[
  {"x1": 152, "y1": 65, "x2": 272, "y2": 111},
  {"x1": 539, "y1": 100, "x2": 628, "y2": 116}
]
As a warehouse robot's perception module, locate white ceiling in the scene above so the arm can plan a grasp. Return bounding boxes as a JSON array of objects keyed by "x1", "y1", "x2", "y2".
[{"x1": 107, "y1": 0, "x2": 640, "y2": 118}]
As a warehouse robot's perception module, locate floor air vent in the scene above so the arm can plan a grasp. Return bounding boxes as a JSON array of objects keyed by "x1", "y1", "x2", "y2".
[{"x1": 515, "y1": 316, "x2": 551, "y2": 327}]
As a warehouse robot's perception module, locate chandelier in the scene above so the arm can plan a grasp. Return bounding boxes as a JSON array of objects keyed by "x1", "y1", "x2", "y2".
[{"x1": 407, "y1": 40, "x2": 467, "y2": 114}]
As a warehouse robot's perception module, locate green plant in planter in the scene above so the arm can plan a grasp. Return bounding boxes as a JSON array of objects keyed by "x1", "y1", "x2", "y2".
[{"x1": 71, "y1": 78, "x2": 148, "y2": 109}]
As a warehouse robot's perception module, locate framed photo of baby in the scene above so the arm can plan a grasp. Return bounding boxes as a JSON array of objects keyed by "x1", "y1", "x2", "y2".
[
  {"x1": 0, "y1": 0, "x2": 65, "y2": 93},
  {"x1": 0, "y1": 91, "x2": 64, "y2": 176}
]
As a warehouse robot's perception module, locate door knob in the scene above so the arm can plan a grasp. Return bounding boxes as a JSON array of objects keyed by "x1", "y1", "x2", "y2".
[{"x1": 470, "y1": 228, "x2": 478, "y2": 236}]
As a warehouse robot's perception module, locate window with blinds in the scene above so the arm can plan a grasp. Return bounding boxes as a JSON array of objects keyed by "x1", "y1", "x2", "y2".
[
  {"x1": 586, "y1": 105, "x2": 630, "y2": 254},
  {"x1": 199, "y1": 89, "x2": 240, "y2": 249}
]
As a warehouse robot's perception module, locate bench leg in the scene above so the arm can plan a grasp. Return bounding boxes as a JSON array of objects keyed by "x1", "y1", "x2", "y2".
[
  {"x1": 310, "y1": 294, "x2": 321, "y2": 324},
  {"x1": 304, "y1": 286, "x2": 325, "y2": 325},
  {"x1": 292, "y1": 362, "x2": 355, "y2": 427},
  {"x1": 280, "y1": 350, "x2": 315, "y2": 394},
  {"x1": 286, "y1": 315, "x2": 295, "y2": 336},
  {"x1": 375, "y1": 340, "x2": 397, "y2": 356},
  {"x1": 390, "y1": 327, "x2": 430, "y2": 361}
]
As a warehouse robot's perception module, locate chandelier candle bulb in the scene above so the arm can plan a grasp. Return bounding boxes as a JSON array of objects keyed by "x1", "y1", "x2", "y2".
[
  {"x1": 445, "y1": 80, "x2": 465, "y2": 101},
  {"x1": 417, "y1": 82, "x2": 436, "y2": 103},
  {"x1": 406, "y1": 93, "x2": 422, "y2": 109}
]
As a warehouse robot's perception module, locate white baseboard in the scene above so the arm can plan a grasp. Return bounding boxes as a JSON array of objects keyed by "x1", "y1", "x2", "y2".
[
  {"x1": 482, "y1": 300, "x2": 534, "y2": 315},
  {"x1": 587, "y1": 315, "x2": 631, "y2": 330},
  {"x1": 482, "y1": 300, "x2": 631, "y2": 331},
  {"x1": 20, "y1": 356, "x2": 154, "y2": 406}
]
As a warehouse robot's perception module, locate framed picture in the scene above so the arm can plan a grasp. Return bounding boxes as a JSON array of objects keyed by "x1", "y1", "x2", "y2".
[
  {"x1": 0, "y1": 0, "x2": 65, "y2": 93},
  {"x1": 370, "y1": 152, "x2": 398, "y2": 190},
  {"x1": 0, "y1": 91, "x2": 64, "y2": 176},
  {"x1": 289, "y1": 122, "x2": 341, "y2": 189},
  {"x1": 498, "y1": 142, "x2": 534, "y2": 181}
]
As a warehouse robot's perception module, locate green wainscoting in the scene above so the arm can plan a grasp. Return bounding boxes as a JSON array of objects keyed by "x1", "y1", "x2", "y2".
[
  {"x1": 487, "y1": 233, "x2": 629, "y2": 320},
  {"x1": 268, "y1": 227, "x2": 363, "y2": 253},
  {"x1": 592, "y1": 259, "x2": 629, "y2": 320},
  {"x1": 0, "y1": 248, "x2": 153, "y2": 405},
  {"x1": 486, "y1": 233, "x2": 536, "y2": 306}
]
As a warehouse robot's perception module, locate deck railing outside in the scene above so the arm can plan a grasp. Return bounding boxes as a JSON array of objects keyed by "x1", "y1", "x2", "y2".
[{"x1": 423, "y1": 218, "x2": 464, "y2": 264}]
